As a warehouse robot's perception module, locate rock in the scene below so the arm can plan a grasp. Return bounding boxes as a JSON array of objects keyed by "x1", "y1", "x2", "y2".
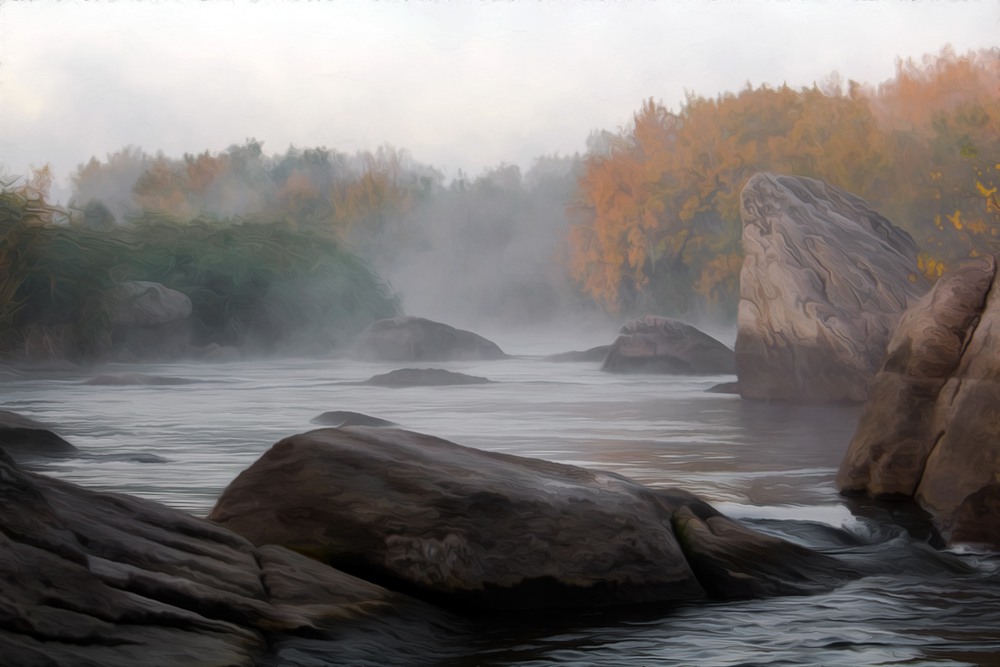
[
  {"x1": 0, "y1": 410, "x2": 77, "y2": 459},
  {"x1": 83, "y1": 373, "x2": 199, "y2": 386},
  {"x1": 352, "y1": 316, "x2": 506, "y2": 362},
  {"x1": 836, "y1": 257, "x2": 1000, "y2": 548},
  {"x1": 601, "y1": 316, "x2": 735, "y2": 374},
  {"x1": 209, "y1": 426, "x2": 855, "y2": 609},
  {"x1": 706, "y1": 381, "x2": 740, "y2": 394},
  {"x1": 543, "y1": 345, "x2": 613, "y2": 363},
  {"x1": 0, "y1": 447, "x2": 458, "y2": 665},
  {"x1": 311, "y1": 411, "x2": 398, "y2": 427},
  {"x1": 363, "y1": 368, "x2": 492, "y2": 387},
  {"x1": 108, "y1": 281, "x2": 192, "y2": 327},
  {"x1": 736, "y1": 173, "x2": 928, "y2": 402}
]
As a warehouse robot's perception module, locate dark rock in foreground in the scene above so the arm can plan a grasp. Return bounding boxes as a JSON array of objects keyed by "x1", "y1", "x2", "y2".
[
  {"x1": 0, "y1": 410, "x2": 77, "y2": 459},
  {"x1": 363, "y1": 368, "x2": 492, "y2": 387},
  {"x1": 311, "y1": 410, "x2": 398, "y2": 427},
  {"x1": 838, "y1": 256, "x2": 1000, "y2": 549},
  {"x1": 210, "y1": 426, "x2": 856, "y2": 609},
  {"x1": 736, "y1": 173, "x2": 928, "y2": 403},
  {"x1": 602, "y1": 316, "x2": 735, "y2": 374},
  {"x1": 353, "y1": 316, "x2": 506, "y2": 362},
  {"x1": 0, "y1": 449, "x2": 458, "y2": 666}
]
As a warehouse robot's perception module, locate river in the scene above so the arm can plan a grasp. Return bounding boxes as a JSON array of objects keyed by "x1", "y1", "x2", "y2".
[{"x1": 4, "y1": 329, "x2": 1000, "y2": 666}]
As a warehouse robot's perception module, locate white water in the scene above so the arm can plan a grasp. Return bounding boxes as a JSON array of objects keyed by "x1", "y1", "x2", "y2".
[{"x1": 4, "y1": 332, "x2": 1000, "y2": 666}]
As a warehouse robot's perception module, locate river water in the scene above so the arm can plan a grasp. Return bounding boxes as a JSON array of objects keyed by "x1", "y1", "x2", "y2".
[{"x1": 4, "y1": 330, "x2": 1000, "y2": 666}]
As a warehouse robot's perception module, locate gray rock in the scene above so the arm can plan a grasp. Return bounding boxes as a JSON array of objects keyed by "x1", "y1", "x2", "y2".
[
  {"x1": 0, "y1": 447, "x2": 458, "y2": 665},
  {"x1": 602, "y1": 316, "x2": 735, "y2": 374},
  {"x1": 363, "y1": 368, "x2": 492, "y2": 387},
  {"x1": 0, "y1": 410, "x2": 77, "y2": 459},
  {"x1": 83, "y1": 373, "x2": 199, "y2": 386},
  {"x1": 353, "y1": 316, "x2": 506, "y2": 362},
  {"x1": 736, "y1": 173, "x2": 928, "y2": 402},
  {"x1": 209, "y1": 426, "x2": 855, "y2": 609},
  {"x1": 108, "y1": 281, "x2": 192, "y2": 327},
  {"x1": 543, "y1": 345, "x2": 613, "y2": 363},
  {"x1": 837, "y1": 256, "x2": 1000, "y2": 549},
  {"x1": 311, "y1": 411, "x2": 397, "y2": 427}
]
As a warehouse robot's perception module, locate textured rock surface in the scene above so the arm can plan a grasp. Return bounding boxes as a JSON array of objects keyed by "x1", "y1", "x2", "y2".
[
  {"x1": 602, "y1": 316, "x2": 735, "y2": 374},
  {"x1": 837, "y1": 257, "x2": 1000, "y2": 548},
  {"x1": 0, "y1": 449, "x2": 457, "y2": 665},
  {"x1": 210, "y1": 427, "x2": 855, "y2": 609},
  {"x1": 352, "y1": 316, "x2": 506, "y2": 362},
  {"x1": 0, "y1": 409, "x2": 77, "y2": 459},
  {"x1": 363, "y1": 368, "x2": 492, "y2": 387},
  {"x1": 108, "y1": 281, "x2": 192, "y2": 327},
  {"x1": 736, "y1": 173, "x2": 928, "y2": 402}
]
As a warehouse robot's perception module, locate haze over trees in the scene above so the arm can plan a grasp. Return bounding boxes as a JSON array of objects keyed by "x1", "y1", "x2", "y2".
[{"x1": 1, "y1": 47, "x2": 997, "y2": 360}]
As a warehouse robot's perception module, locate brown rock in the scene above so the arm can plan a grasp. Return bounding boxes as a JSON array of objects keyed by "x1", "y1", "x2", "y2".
[
  {"x1": 736, "y1": 173, "x2": 928, "y2": 402},
  {"x1": 602, "y1": 316, "x2": 735, "y2": 374}
]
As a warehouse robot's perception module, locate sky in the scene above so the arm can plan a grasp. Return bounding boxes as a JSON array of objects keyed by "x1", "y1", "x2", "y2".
[{"x1": 1, "y1": 0, "x2": 999, "y2": 198}]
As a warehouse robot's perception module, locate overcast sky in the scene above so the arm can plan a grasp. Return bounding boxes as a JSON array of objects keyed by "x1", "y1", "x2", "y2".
[{"x1": 1, "y1": 0, "x2": 998, "y2": 196}]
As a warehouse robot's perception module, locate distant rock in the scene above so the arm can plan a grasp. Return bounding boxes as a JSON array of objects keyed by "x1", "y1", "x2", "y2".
[
  {"x1": 0, "y1": 410, "x2": 77, "y2": 459},
  {"x1": 837, "y1": 256, "x2": 1000, "y2": 549},
  {"x1": 602, "y1": 316, "x2": 735, "y2": 374},
  {"x1": 543, "y1": 345, "x2": 613, "y2": 363},
  {"x1": 311, "y1": 411, "x2": 398, "y2": 427},
  {"x1": 736, "y1": 173, "x2": 928, "y2": 402},
  {"x1": 706, "y1": 381, "x2": 740, "y2": 395},
  {"x1": 108, "y1": 281, "x2": 192, "y2": 327},
  {"x1": 210, "y1": 426, "x2": 856, "y2": 609},
  {"x1": 83, "y1": 373, "x2": 199, "y2": 386},
  {"x1": 352, "y1": 316, "x2": 506, "y2": 362},
  {"x1": 0, "y1": 446, "x2": 458, "y2": 666},
  {"x1": 363, "y1": 368, "x2": 492, "y2": 387}
]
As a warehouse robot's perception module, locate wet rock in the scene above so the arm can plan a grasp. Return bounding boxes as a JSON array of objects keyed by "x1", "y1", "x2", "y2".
[
  {"x1": 736, "y1": 173, "x2": 928, "y2": 402},
  {"x1": 311, "y1": 411, "x2": 398, "y2": 427},
  {"x1": 602, "y1": 316, "x2": 734, "y2": 374},
  {"x1": 83, "y1": 373, "x2": 199, "y2": 386},
  {"x1": 837, "y1": 256, "x2": 1000, "y2": 549},
  {"x1": 353, "y1": 316, "x2": 506, "y2": 362},
  {"x1": 363, "y1": 368, "x2": 492, "y2": 387},
  {"x1": 0, "y1": 410, "x2": 77, "y2": 459},
  {"x1": 210, "y1": 427, "x2": 856, "y2": 609},
  {"x1": 0, "y1": 447, "x2": 458, "y2": 665},
  {"x1": 543, "y1": 345, "x2": 613, "y2": 363}
]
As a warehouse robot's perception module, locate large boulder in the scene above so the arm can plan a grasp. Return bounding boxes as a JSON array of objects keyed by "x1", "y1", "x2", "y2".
[
  {"x1": 0, "y1": 409, "x2": 77, "y2": 459},
  {"x1": 602, "y1": 316, "x2": 735, "y2": 374},
  {"x1": 209, "y1": 427, "x2": 856, "y2": 609},
  {"x1": 837, "y1": 256, "x2": 1000, "y2": 549},
  {"x1": 352, "y1": 316, "x2": 506, "y2": 362},
  {"x1": 108, "y1": 281, "x2": 193, "y2": 360},
  {"x1": 0, "y1": 448, "x2": 457, "y2": 666},
  {"x1": 736, "y1": 173, "x2": 928, "y2": 402}
]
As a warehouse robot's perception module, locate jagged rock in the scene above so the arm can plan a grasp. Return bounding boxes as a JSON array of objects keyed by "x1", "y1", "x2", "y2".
[
  {"x1": 837, "y1": 256, "x2": 1000, "y2": 549},
  {"x1": 0, "y1": 448, "x2": 458, "y2": 665},
  {"x1": 363, "y1": 368, "x2": 492, "y2": 387},
  {"x1": 736, "y1": 173, "x2": 928, "y2": 402},
  {"x1": 602, "y1": 316, "x2": 735, "y2": 374},
  {"x1": 209, "y1": 426, "x2": 856, "y2": 610},
  {"x1": 0, "y1": 410, "x2": 77, "y2": 459},
  {"x1": 352, "y1": 316, "x2": 506, "y2": 362}
]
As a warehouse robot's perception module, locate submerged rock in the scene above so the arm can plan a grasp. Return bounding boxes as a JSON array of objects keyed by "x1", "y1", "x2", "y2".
[
  {"x1": 543, "y1": 345, "x2": 613, "y2": 363},
  {"x1": 311, "y1": 411, "x2": 398, "y2": 427},
  {"x1": 837, "y1": 257, "x2": 1000, "y2": 549},
  {"x1": 602, "y1": 316, "x2": 735, "y2": 374},
  {"x1": 0, "y1": 448, "x2": 458, "y2": 665},
  {"x1": 352, "y1": 316, "x2": 506, "y2": 362},
  {"x1": 363, "y1": 368, "x2": 492, "y2": 387},
  {"x1": 0, "y1": 410, "x2": 77, "y2": 459},
  {"x1": 736, "y1": 173, "x2": 927, "y2": 402},
  {"x1": 84, "y1": 373, "x2": 199, "y2": 386},
  {"x1": 210, "y1": 426, "x2": 856, "y2": 609}
]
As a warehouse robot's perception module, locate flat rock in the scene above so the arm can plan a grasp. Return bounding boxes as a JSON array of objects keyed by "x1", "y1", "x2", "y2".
[
  {"x1": 736, "y1": 173, "x2": 928, "y2": 402},
  {"x1": 837, "y1": 256, "x2": 1000, "y2": 549},
  {"x1": 602, "y1": 316, "x2": 735, "y2": 374},
  {"x1": 543, "y1": 345, "x2": 613, "y2": 363},
  {"x1": 209, "y1": 426, "x2": 856, "y2": 610},
  {"x1": 83, "y1": 373, "x2": 199, "y2": 386},
  {"x1": 352, "y1": 316, "x2": 506, "y2": 362},
  {"x1": 363, "y1": 368, "x2": 492, "y2": 387}
]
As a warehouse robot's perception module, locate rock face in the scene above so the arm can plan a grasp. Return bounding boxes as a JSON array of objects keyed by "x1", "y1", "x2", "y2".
[
  {"x1": 0, "y1": 448, "x2": 456, "y2": 666},
  {"x1": 736, "y1": 173, "x2": 928, "y2": 402},
  {"x1": 352, "y1": 316, "x2": 506, "y2": 362},
  {"x1": 363, "y1": 368, "x2": 492, "y2": 387},
  {"x1": 837, "y1": 256, "x2": 1000, "y2": 548},
  {"x1": 0, "y1": 409, "x2": 77, "y2": 459},
  {"x1": 602, "y1": 316, "x2": 735, "y2": 374},
  {"x1": 210, "y1": 427, "x2": 855, "y2": 609}
]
